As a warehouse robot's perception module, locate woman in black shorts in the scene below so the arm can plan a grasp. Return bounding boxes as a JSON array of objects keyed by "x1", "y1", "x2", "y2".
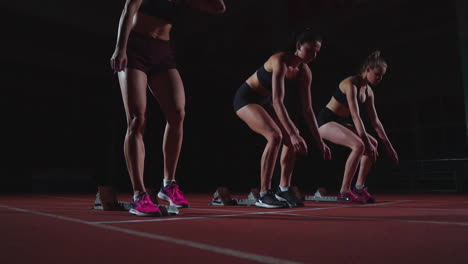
[
  {"x1": 233, "y1": 29, "x2": 331, "y2": 209},
  {"x1": 317, "y1": 51, "x2": 399, "y2": 203}
]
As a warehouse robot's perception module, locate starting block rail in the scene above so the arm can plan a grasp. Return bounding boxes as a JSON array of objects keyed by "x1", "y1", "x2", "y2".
[
  {"x1": 209, "y1": 186, "x2": 338, "y2": 206},
  {"x1": 304, "y1": 188, "x2": 338, "y2": 202},
  {"x1": 208, "y1": 187, "x2": 259, "y2": 206}
]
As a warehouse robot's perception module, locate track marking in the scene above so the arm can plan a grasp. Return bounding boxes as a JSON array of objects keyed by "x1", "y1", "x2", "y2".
[
  {"x1": 277, "y1": 213, "x2": 468, "y2": 227},
  {"x1": 90, "y1": 200, "x2": 410, "y2": 224},
  {"x1": 186, "y1": 208, "x2": 253, "y2": 213},
  {"x1": 0, "y1": 204, "x2": 301, "y2": 264}
]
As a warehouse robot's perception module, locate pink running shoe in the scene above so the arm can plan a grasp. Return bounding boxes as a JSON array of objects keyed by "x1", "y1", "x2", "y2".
[
  {"x1": 130, "y1": 193, "x2": 161, "y2": 216},
  {"x1": 337, "y1": 190, "x2": 366, "y2": 204},
  {"x1": 158, "y1": 183, "x2": 189, "y2": 208},
  {"x1": 353, "y1": 187, "x2": 376, "y2": 203}
]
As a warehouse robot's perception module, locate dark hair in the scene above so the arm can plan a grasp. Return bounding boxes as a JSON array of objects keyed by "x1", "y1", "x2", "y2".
[
  {"x1": 360, "y1": 51, "x2": 387, "y2": 73},
  {"x1": 295, "y1": 28, "x2": 323, "y2": 46},
  {"x1": 275, "y1": 27, "x2": 322, "y2": 53}
]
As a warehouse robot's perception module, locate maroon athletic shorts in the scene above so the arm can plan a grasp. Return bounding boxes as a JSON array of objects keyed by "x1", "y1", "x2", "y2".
[{"x1": 126, "y1": 31, "x2": 177, "y2": 75}]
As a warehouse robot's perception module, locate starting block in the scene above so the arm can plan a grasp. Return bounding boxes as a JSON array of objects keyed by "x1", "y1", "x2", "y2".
[
  {"x1": 93, "y1": 186, "x2": 122, "y2": 210},
  {"x1": 304, "y1": 187, "x2": 338, "y2": 202},
  {"x1": 93, "y1": 186, "x2": 179, "y2": 215},
  {"x1": 208, "y1": 186, "x2": 259, "y2": 206}
]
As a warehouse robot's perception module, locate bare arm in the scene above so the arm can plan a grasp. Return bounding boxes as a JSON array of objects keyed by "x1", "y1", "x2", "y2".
[
  {"x1": 345, "y1": 82, "x2": 370, "y2": 143},
  {"x1": 271, "y1": 60, "x2": 307, "y2": 153},
  {"x1": 345, "y1": 82, "x2": 377, "y2": 160},
  {"x1": 365, "y1": 89, "x2": 399, "y2": 164},
  {"x1": 300, "y1": 65, "x2": 331, "y2": 159},
  {"x1": 115, "y1": 0, "x2": 142, "y2": 50},
  {"x1": 110, "y1": 0, "x2": 142, "y2": 72},
  {"x1": 300, "y1": 66, "x2": 323, "y2": 145},
  {"x1": 185, "y1": 0, "x2": 226, "y2": 14},
  {"x1": 271, "y1": 61, "x2": 299, "y2": 136}
]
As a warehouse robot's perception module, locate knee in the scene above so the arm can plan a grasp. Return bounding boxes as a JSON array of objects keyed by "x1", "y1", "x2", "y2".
[
  {"x1": 267, "y1": 130, "x2": 283, "y2": 146},
  {"x1": 167, "y1": 107, "x2": 185, "y2": 127},
  {"x1": 127, "y1": 115, "x2": 146, "y2": 136},
  {"x1": 351, "y1": 139, "x2": 365, "y2": 155}
]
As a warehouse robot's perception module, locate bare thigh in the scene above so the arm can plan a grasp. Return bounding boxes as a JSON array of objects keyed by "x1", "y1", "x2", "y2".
[
  {"x1": 236, "y1": 104, "x2": 282, "y2": 139},
  {"x1": 118, "y1": 69, "x2": 148, "y2": 122},
  {"x1": 147, "y1": 69, "x2": 185, "y2": 119},
  {"x1": 319, "y1": 122, "x2": 363, "y2": 149}
]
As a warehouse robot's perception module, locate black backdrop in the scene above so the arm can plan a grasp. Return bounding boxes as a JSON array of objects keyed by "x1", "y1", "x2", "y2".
[{"x1": 3, "y1": 0, "x2": 467, "y2": 194}]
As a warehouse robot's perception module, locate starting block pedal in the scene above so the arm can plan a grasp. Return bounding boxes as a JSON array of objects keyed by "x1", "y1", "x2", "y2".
[
  {"x1": 93, "y1": 186, "x2": 123, "y2": 211},
  {"x1": 92, "y1": 186, "x2": 179, "y2": 215},
  {"x1": 304, "y1": 187, "x2": 337, "y2": 202},
  {"x1": 209, "y1": 186, "x2": 259, "y2": 206}
]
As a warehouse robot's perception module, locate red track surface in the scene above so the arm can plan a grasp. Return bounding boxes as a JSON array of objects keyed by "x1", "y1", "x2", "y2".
[{"x1": 1, "y1": 193, "x2": 468, "y2": 264}]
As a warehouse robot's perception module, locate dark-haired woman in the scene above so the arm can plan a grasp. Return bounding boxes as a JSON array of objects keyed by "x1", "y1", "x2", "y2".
[
  {"x1": 317, "y1": 51, "x2": 399, "y2": 203},
  {"x1": 233, "y1": 31, "x2": 331, "y2": 208},
  {"x1": 110, "y1": 0, "x2": 226, "y2": 216}
]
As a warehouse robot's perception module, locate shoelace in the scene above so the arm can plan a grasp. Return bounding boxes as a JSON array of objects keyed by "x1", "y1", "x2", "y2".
[
  {"x1": 168, "y1": 185, "x2": 184, "y2": 200},
  {"x1": 135, "y1": 193, "x2": 150, "y2": 206}
]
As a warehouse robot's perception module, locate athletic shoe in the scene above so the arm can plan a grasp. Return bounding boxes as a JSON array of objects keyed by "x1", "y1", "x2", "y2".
[
  {"x1": 158, "y1": 182, "x2": 189, "y2": 208},
  {"x1": 255, "y1": 190, "x2": 286, "y2": 208},
  {"x1": 353, "y1": 187, "x2": 376, "y2": 203},
  {"x1": 337, "y1": 190, "x2": 366, "y2": 204},
  {"x1": 275, "y1": 188, "x2": 304, "y2": 207},
  {"x1": 129, "y1": 193, "x2": 161, "y2": 216}
]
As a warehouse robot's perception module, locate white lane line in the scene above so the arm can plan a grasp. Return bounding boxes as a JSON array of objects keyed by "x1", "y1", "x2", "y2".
[
  {"x1": 186, "y1": 208, "x2": 253, "y2": 213},
  {"x1": 90, "y1": 200, "x2": 410, "y2": 224},
  {"x1": 277, "y1": 213, "x2": 468, "y2": 227},
  {"x1": 0, "y1": 204, "x2": 301, "y2": 264}
]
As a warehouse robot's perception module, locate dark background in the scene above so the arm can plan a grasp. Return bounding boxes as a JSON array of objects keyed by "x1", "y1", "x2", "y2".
[{"x1": 3, "y1": 0, "x2": 467, "y2": 195}]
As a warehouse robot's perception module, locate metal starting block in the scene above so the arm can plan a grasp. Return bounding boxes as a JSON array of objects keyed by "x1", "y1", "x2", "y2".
[
  {"x1": 208, "y1": 186, "x2": 259, "y2": 206},
  {"x1": 93, "y1": 186, "x2": 122, "y2": 210},
  {"x1": 93, "y1": 186, "x2": 179, "y2": 215},
  {"x1": 304, "y1": 187, "x2": 338, "y2": 202}
]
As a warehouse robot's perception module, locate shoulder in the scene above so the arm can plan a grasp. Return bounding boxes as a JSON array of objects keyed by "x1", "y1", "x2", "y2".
[
  {"x1": 269, "y1": 52, "x2": 289, "y2": 65},
  {"x1": 269, "y1": 53, "x2": 288, "y2": 73},
  {"x1": 339, "y1": 76, "x2": 356, "y2": 93}
]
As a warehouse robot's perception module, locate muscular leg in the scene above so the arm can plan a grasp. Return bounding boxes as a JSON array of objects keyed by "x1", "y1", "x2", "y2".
[
  {"x1": 319, "y1": 122, "x2": 365, "y2": 192},
  {"x1": 118, "y1": 69, "x2": 148, "y2": 194},
  {"x1": 148, "y1": 69, "x2": 185, "y2": 182},
  {"x1": 356, "y1": 135, "x2": 378, "y2": 186},
  {"x1": 237, "y1": 104, "x2": 283, "y2": 193},
  {"x1": 279, "y1": 145, "x2": 296, "y2": 188},
  {"x1": 267, "y1": 108, "x2": 296, "y2": 188}
]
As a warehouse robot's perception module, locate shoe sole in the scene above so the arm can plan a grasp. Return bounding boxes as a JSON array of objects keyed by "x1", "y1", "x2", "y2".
[
  {"x1": 129, "y1": 209, "x2": 162, "y2": 217},
  {"x1": 255, "y1": 201, "x2": 285, "y2": 209},
  {"x1": 157, "y1": 192, "x2": 189, "y2": 208}
]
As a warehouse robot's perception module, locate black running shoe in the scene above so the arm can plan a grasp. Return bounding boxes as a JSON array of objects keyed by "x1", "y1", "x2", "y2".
[
  {"x1": 255, "y1": 190, "x2": 286, "y2": 208},
  {"x1": 275, "y1": 188, "x2": 304, "y2": 207}
]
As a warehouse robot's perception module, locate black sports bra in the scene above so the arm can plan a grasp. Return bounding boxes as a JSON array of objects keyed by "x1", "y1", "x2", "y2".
[
  {"x1": 256, "y1": 64, "x2": 301, "y2": 91},
  {"x1": 139, "y1": 0, "x2": 185, "y2": 23},
  {"x1": 333, "y1": 86, "x2": 368, "y2": 107}
]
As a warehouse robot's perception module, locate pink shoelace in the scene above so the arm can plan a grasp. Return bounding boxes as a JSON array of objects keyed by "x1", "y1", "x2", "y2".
[{"x1": 172, "y1": 185, "x2": 186, "y2": 200}]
